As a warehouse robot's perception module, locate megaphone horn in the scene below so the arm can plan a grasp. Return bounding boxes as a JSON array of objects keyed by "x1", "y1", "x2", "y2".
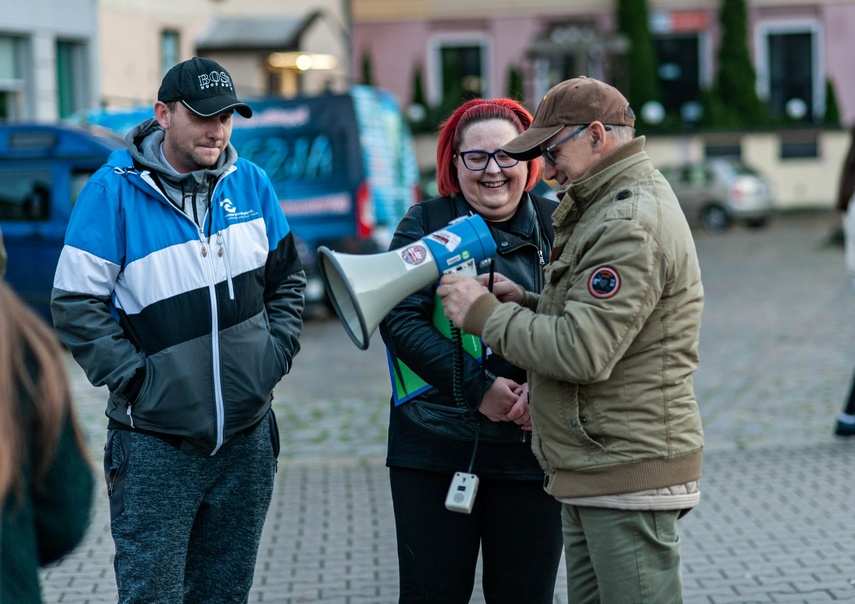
[{"x1": 317, "y1": 213, "x2": 498, "y2": 349}]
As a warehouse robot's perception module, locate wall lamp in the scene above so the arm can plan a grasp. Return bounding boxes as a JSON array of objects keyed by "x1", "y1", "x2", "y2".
[{"x1": 268, "y1": 52, "x2": 338, "y2": 71}]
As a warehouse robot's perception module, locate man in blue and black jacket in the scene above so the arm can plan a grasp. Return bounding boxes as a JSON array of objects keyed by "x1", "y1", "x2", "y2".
[{"x1": 51, "y1": 57, "x2": 305, "y2": 603}]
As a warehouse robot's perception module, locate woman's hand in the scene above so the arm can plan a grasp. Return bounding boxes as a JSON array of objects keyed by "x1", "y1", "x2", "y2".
[
  {"x1": 478, "y1": 376, "x2": 521, "y2": 422},
  {"x1": 477, "y1": 272, "x2": 524, "y2": 304}
]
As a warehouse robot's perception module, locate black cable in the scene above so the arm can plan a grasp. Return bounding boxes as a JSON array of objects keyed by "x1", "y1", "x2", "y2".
[
  {"x1": 451, "y1": 257, "x2": 496, "y2": 476},
  {"x1": 451, "y1": 323, "x2": 466, "y2": 407}
]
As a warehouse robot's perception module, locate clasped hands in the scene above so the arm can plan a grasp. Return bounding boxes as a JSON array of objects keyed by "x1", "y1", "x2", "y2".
[
  {"x1": 481, "y1": 378, "x2": 532, "y2": 430},
  {"x1": 437, "y1": 271, "x2": 530, "y2": 429}
]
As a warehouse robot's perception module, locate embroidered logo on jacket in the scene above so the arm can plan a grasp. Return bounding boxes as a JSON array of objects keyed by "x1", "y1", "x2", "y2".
[{"x1": 588, "y1": 266, "x2": 620, "y2": 299}]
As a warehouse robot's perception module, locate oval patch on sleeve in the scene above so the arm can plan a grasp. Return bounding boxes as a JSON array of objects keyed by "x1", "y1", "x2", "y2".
[{"x1": 588, "y1": 266, "x2": 620, "y2": 299}]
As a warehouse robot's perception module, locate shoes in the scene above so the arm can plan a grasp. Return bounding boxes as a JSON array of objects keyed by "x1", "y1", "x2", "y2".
[{"x1": 834, "y1": 413, "x2": 855, "y2": 437}]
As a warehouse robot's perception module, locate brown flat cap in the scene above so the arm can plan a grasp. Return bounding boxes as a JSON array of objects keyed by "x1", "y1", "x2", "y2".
[{"x1": 502, "y1": 76, "x2": 635, "y2": 160}]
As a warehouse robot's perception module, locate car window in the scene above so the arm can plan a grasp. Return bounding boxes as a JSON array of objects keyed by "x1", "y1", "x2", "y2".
[
  {"x1": 0, "y1": 168, "x2": 52, "y2": 221},
  {"x1": 685, "y1": 165, "x2": 709, "y2": 186}
]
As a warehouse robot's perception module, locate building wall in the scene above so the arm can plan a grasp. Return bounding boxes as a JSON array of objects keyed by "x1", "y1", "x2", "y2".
[
  {"x1": 0, "y1": 0, "x2": 98, "y2": 121},
  {"x1": 821, "y1": 3, "x2": 855, "y2": 125},
  {"x1": 644, "y1": 129, "x2": 850, "y2": 208},
  {"x1": 352, "y1": 0, "x2": 855, "y2": 128},
  {"x1": 97, "y1": 0, "x2": 350, "y2": 110}
]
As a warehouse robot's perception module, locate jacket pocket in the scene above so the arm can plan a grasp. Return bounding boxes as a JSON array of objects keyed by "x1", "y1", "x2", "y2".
[
  {"x1": 400, "y1": 402, "x2": 478, "y2": 442},
  {"x1": 103, "y1": 429, "x2": 131, "y2": 519},
  {"x1": 558, "y1": 383, "x2": 606, "y2": 454},
  {"x1": 575, "y1": 389, "x2": 607, "y2": 453},
  {"x1": 220, "y1": 315, "x2": 287, "y2": 405},
  {"x1": 267, "y1": 408, "x2": 281, "y2": 459}
]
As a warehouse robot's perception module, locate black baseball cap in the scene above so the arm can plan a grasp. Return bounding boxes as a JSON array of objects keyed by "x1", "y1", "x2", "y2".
[{"x1": 158, "y1": 57, "x2": 252, "y2": 119}]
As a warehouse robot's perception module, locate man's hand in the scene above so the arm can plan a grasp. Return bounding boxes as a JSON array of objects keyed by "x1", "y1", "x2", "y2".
[
  {"x1": 507, "y1": 383, "x2": 532, "y2": 430},
  {"x1": 476, "y1": 272, "x2": 524, "y2": 303},
  {"x1": 436, "y1": 273, "x2": 487, "y2": 329}
]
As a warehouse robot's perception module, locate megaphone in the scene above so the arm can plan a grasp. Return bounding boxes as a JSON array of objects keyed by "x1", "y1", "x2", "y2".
[{"x1": 317, "y1": 214, "x2": 497, "y2": 350}]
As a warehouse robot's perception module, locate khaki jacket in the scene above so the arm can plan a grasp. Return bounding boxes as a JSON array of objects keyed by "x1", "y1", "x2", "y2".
[{"x1": 465, "y1": 137, "x2": 704, "y2": 499}]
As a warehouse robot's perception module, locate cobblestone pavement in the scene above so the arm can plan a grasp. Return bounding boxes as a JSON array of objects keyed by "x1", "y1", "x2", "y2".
[{"x1": 40, "y1": 211, "x2": 855, "y2": 603}]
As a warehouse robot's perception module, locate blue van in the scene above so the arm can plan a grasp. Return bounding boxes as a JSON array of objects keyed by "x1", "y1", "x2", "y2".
[
  {"x1": 0, "y1": 123, "x2": 123, "y2": 321},
  {"x1": 77, "y1": 85, "x2": 421, "y2": 307}
]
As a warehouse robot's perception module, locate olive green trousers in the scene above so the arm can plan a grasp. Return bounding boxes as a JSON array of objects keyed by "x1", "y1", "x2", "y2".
[{"x1": 561, "y1": 504, "x2": 683, "y2": 604}]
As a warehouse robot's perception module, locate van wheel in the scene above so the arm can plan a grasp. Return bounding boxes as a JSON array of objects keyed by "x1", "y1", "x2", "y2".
[{"x1": 700, "y1": 205, "x2": 731, "y2": 231}]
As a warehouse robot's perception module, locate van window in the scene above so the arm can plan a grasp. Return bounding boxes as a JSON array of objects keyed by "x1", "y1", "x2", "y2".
[{"x1": 0, "y1": 168, "x2": 51, "y2": 221}]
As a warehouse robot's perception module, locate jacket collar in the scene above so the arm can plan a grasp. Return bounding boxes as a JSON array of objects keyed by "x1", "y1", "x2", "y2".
[
  {"x1": 451, "y1": 192, "x2": 539, "y2": 242},
  {"x1": 552, "y1": 136, "x2": 649, "y2": 226}
]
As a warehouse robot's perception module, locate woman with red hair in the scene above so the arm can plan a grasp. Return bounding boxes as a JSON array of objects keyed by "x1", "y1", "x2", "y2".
[{"x1": 381, "y1": 98, "x2": 563, "y2": 602}]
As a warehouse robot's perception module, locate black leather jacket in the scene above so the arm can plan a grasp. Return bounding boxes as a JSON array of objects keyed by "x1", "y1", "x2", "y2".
[{"x1": 381, "y1": 193, "x2": 556, "y2": 443}]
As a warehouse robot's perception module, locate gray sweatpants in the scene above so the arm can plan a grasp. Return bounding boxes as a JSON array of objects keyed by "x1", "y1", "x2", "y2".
[{"x1": 103, "y1": 417, "x2": 277, "y2": 604}]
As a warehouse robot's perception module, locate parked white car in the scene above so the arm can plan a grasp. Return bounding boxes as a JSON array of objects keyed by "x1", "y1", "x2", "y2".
[{"x1": 659, "y1": 157, "x2": 775, "y2": 231}]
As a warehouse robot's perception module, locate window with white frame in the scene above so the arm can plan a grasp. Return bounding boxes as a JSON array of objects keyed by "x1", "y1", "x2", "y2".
[
  {"x1": 755, "y1": 20, "x2": 823, "y2": 123},
  {"x1": 0, "y1": 35, "x2": 27, "y2": 121},
  {"x1": 427, "y1": 34, "x2": 490, "y2": 111}
]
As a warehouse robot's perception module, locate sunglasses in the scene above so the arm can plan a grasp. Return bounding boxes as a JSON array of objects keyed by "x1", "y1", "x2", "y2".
[{"x1": 541, "y1": 124, "x2": 612, "y2": 166}]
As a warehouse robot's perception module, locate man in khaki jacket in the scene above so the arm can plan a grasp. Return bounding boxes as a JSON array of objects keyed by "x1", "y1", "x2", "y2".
[{"x1": 438, "y1": 77, "x2": 704, "y2": 604}]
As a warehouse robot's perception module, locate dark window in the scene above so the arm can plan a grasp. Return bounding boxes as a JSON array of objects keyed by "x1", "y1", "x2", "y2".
[
  {"x1": 440, "y1": 44, "x2": 484, "y2": 107},
  {"x1": 767, "y1": 32, "x2": 813, "y2": 121},
  {"x1": 654, "y1": 34, "x2": 701, "y2": 115},
  {"x1": 779, "y1": 130, "x2": 819, "y2": 159},
  {"x1": 705, "y1": 144, "x2": 741, "y2": 158}
]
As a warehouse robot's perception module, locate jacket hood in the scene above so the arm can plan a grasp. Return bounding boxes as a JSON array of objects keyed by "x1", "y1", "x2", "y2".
[{"x1": 125, "y1": 117, "x2": 237, "y2": 188}]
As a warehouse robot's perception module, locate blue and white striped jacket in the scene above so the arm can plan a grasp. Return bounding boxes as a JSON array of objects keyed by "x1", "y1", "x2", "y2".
[{"x1": 51, "y1": 147, "x2": 305, "y2": 456}]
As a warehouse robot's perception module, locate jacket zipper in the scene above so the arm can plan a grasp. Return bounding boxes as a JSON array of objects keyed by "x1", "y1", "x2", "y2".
[
  {"x1": 198, "y1": 225, "x2": 226, "y2": 455},
  {"x1": 136, "y1": 170, "x2": 232, "y2": 454},
  {"x1": 217, "y1": 231, "x2": 235, "y2": 300}
]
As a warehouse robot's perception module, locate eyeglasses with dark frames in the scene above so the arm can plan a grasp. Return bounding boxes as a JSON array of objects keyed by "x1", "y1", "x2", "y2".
[
  {"x1": 457, "y1": 149, "x2": 520, "y2": 171},
  {"x1": 541, "y1": 124, "x2": 613, "y2": 166}
]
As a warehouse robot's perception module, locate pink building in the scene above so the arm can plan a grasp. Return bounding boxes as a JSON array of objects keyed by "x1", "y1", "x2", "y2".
[{"x1": 352, "y1": 1, "x2": 855, "y2": 128}]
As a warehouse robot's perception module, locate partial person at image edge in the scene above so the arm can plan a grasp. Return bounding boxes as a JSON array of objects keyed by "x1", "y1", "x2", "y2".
[
  {"x1": 438, "y1": 76, "x2": 705, "y2": 604},
  {"x1": 1, "y1": 280, "x2": 94, "y2": 604},
  {"x1": 833, "y1": 123, "x2": 855, "y2": 437},
  {"x1": 50, "y1": 57, "x2": 306, "y2": 602}
]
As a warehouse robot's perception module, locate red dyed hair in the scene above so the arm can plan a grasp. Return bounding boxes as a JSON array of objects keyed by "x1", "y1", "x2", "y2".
[{"x1": 435, "y1": 98, "x2": 543, "y2": 198}]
